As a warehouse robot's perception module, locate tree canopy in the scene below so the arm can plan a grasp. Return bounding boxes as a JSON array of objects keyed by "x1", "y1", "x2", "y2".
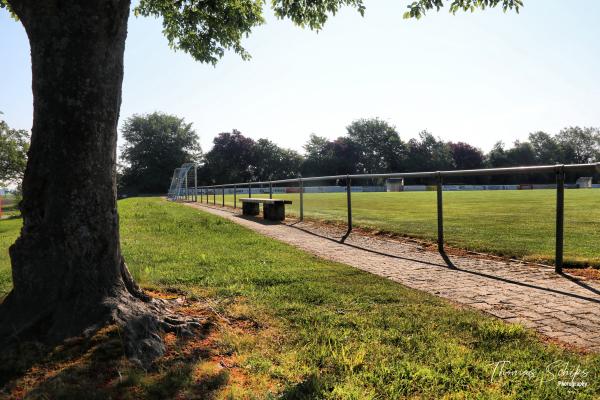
[
  {"x1": 127, "y1": 0, "x2": 523, "y2": 65},
  {"x1": 347, "y1": 118, "x2": 404, "y2": 174},
  {"x1": 119, "y1": 112, "x2": 201, "y2": 194},
  {"x1": 200, "y1": 130, "x2": 302, "y2": 184},
  {"x1": 0, "y1": 113, "x2": 29, "y2": 188}
]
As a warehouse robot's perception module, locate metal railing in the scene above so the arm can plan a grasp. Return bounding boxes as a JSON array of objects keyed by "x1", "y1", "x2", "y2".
[{"x1": 188, "y1": 163, "x2": 600, "y2": 273}]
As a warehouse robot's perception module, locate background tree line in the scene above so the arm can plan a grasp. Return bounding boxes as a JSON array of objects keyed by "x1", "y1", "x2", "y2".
[
  {"x1": 2, "y1": 109, "x2": 599, "y2": 196},
  {"x1": 4, "y1": 111, "x2": 600, "y2": 195},
  {"x1": 196, "y1": 118, "x2": 600, "y2": 186},
  {"x1": 114, "y1": 113, "x2": 600, "y2": 193}
]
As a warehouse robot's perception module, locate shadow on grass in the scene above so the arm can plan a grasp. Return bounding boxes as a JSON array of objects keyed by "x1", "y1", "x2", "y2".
[
  {"x1": 281, "y1": 373, "x2": 328, "y2": 400},
  {"x1": 192, "y1": 202, "x2": 600, "y2": 303},
  {"x1": 0, "y1": 321, "x2": 229, "y2": 399},
  {"x1": 286, "y1": 222, "x2": 600, "y2": 304}
]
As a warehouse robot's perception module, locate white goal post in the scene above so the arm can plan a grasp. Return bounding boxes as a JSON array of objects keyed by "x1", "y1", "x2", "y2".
[{"x1": 167, "y1": 163, "x2": 197, "y2": 201}]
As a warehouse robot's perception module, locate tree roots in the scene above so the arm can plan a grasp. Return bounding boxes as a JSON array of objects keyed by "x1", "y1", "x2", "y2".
[{"x1": 0, "y1": 259, "x2": 205, "y2": 371}]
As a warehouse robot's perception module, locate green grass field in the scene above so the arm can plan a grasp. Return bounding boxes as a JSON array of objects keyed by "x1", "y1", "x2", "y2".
[
  {"x1": 3, "y1": 198, "x2": 598, "y2": 398},
  {"x1": 210, "y1": 189, "x2": 600, "y2": 266},
  {"x1": 0, "y1": 194, "x2": 19, "y2": 218}
]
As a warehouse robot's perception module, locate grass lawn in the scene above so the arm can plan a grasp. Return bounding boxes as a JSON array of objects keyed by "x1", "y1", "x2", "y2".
[
  {"x1": 213, "y1": 190, "x2": 600, "y2": 266},
  {"x1": 0, "y1": 194, "x2": 19, "y2": 218},
  {"x1": 0, "y1": 195, "x2": 20, "y2": 295},
  {"x1": 1, "y1": 197, "x2": 599, "y2": 398}
]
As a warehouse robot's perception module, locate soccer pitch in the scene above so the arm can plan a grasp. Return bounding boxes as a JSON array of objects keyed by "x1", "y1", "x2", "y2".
[{"x1": 215, "y1": 189, "x2": 600, "y2": 266}]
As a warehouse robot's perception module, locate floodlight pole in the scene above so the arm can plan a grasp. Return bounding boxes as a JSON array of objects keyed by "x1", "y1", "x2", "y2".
[{"x1": 555, "y1": 166, "x2": 565, "y2": 273}]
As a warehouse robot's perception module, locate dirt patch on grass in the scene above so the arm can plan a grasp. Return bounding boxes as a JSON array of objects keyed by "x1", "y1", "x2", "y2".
[
  {"x1": 565, "y1": 267, "x2": 600, "y2": 281},
  {"x1": 0, "y1": 290, "x2": 272, "y2": 400}
]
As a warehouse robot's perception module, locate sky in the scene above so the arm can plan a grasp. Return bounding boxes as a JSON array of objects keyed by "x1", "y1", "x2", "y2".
[{"x1": 1, "y1": 1, "x2": 599, "y2": 155}]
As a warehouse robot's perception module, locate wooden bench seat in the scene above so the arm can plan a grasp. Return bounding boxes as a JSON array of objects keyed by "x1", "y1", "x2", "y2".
[{"x1": 238, "y1": 198, "x2": 292, "y2": 221}]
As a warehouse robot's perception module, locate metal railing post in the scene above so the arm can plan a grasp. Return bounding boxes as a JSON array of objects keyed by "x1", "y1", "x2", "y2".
[
  {"x1": 555, "y1": 166, "x2": 565, "y2": 273},
  {"x1": 299, "y1": 177, "x2": 304, "y2": 221},
  {"x1": 213, "y1": 187, "x2": 216, "y2": 205},
  {"x1": 269, "y1": 182, "x2": 273, "y2": 199},
  {"x1": 436, "y1": 173, "x2": 444, "y2": 254},
  {"x1": 249, "y1": 184, "x2": 252, "y2": 198},
  {"x1": 222, "y1": 187, "x2": 225, "y2": 207},
  {"x1": 185, "y1": 173, "x2": 188, "y2": 201},
  {"x1": 341, "y1": 176, "x2": 352, "y2": 242},
  {"x1": 194, "y1": 165, "x2": 198, "y2": 202},
  {"x1": 234, "y1": 185, "x2": 237, "y2": 208}
]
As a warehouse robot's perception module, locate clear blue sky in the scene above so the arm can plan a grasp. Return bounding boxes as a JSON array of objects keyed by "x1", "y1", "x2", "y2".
[{"x1": 1, "y1": 1, "x2": 599, "y2": 154}]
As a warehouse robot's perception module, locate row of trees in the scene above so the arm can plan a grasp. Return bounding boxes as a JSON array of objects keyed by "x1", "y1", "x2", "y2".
[
  {"x1": 9, "y1": 112, "x2": 599, "y2": 194},
  {"x1": 117, "y1": 113, "x2": 600, "y2": 193},
  {"x1": 197, "y1": 119, "x2": 600, "y2": 185}
]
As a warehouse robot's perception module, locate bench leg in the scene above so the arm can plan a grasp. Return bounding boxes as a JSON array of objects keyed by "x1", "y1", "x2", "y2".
[
  {"x1": 264, "y1": 203, "x2": 285, "y2": 221},
  {"x1": 242, "y1": 202, "x2": 260, "y2": 216}
]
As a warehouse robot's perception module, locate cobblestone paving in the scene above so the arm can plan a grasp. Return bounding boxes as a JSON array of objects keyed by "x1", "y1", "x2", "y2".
[{"x1": 188, "y1": 203, "x2": 600, "y2": 352}]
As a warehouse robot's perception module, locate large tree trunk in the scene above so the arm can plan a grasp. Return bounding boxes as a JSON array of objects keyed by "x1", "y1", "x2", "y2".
[{"x1": 0, "y1": 0, "x2": 187, "y2": 367}]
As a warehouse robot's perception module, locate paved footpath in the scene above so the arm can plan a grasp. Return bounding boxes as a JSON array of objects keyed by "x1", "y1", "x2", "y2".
[{"x1": 188, "y1": 203, "x2": 600, "y2": 353}]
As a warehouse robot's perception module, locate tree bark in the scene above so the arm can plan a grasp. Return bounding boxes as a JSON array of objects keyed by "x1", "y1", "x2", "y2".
[{"x1": 0, "y1": 0, "x2": 180, "y2": 366}]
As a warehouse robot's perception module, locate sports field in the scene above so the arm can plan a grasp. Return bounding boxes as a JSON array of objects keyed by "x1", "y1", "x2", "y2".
[
  {"x1": 213, "y1": 189, "x2": 600, "y2": 266},
  {"x1": 1, "y1": 198, "x2": 599, "y2": 398}
]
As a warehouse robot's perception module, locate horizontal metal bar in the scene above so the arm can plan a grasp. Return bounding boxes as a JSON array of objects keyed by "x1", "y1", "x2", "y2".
[{"x1": 196, "y1": 162, "x2": 600, "y2": 189}]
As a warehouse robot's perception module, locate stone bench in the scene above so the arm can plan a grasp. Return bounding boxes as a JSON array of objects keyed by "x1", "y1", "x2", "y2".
[{"x1": 239, "y1": 198, "x2": 292, "y2": 221}]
